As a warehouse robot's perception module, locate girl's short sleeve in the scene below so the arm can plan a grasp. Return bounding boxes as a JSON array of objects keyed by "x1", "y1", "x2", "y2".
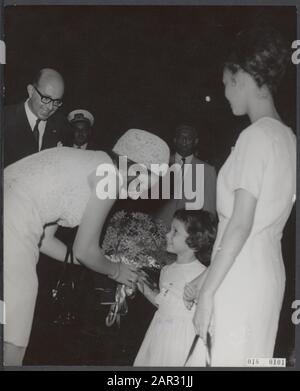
[{"x1": 230, "y1": 126, "x2": 270, "y2": 199}]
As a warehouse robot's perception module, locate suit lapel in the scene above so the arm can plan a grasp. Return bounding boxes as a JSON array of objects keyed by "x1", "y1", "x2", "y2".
[
  {"x1": 169, "y1": 154, "x2": 176, "y2": 165},
  {"x1": 19, "y1": 103, "x2": 39, "y2": 153},
  {"x1": 42, "y1": 118, "x2": 58, "y2": 150},
  {"x1": 192, "y1": 156, "x2": 206, "y2": 189}
]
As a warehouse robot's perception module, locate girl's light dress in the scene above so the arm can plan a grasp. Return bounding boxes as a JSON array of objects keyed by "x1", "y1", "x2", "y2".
[{"x1": 134, "y1": 260, "x2": 207, "y2": 367}]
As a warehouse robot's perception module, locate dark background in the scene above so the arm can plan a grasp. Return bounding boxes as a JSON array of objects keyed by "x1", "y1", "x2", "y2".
[
  {"x1": 3, "y1": 5, "x2": 297, "y2": 365},
  {"x1": 4, "y1": 5, "x2": 297, "y2": 169}
]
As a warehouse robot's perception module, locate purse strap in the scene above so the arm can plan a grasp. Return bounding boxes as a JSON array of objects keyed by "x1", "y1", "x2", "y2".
[{"x1": 54, "y1": 244, "x2": 75, "y2": 289}]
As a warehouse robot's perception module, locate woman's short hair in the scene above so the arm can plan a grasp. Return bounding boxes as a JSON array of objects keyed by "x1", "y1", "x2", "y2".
[
  {"x1": 224, "y1": 26, "x2": 289, "y2": 93},
  {"x1": 174, "y1": 209, "x2": 217, "y2": 266}
]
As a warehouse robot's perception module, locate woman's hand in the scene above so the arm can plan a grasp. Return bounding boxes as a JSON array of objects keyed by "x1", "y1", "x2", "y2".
[
  {"x1": 183, "y1": 270, "x2": 208, "y2": 310},
  {"x1": 183, "y1": 283, "x2": 198, "y2": 310},
  {"x1": 110, "y1": 263, "x2": 138, "y2": 288},
  {"x1": 193, "y1": 291, "x2": 214, "y2": 345}
]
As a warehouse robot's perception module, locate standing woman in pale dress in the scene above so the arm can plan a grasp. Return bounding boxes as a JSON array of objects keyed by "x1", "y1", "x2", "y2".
[
  {"x1": 184, "y1": 27, "x2": 296, "y2": 366},
  {"x1": 3, "y1": 129, "x2": 170, "y2": 366}
]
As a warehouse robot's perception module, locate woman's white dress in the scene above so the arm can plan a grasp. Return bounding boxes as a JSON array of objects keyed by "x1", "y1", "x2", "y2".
[
  {"x1": 210, "y1": 118, "x2": 296, "y2": 366},
  {"x1": 4, "y1": 147, "x2": 115, "y2": 347},
  {"x1": 134, "y1": 260, "x2": 207, "y2": 367}
]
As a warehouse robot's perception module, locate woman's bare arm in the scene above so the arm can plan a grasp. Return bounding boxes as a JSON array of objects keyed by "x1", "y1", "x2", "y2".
[
  {"x1": 199, "y1": 188, "x2": 257, "y2": 297},
  {"x1": 73, "y1": 170, "x2": 137, "y2": 286},
  {"x1": 193, "y1": 188, "x2": 257, "y2": 340},
  {"x1": 39, "y1": 224, "x2": 73, "y2": 262}
]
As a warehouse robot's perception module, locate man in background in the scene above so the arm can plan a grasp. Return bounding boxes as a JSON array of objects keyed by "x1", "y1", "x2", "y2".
[
  {"x1": 155, "y1": 124, "x2": 217, "y2": 228},
  {"x1": 4, "y1": 68, "x2": 68, "y2": 167},
  {"x1": 67, "y1": 109, "x2": 96, "y2": 150}
]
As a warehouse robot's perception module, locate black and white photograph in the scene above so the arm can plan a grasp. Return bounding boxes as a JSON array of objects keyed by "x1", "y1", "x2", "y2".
[{"x1": 1, "y1": 2, "x2": 299, "y2": 370}]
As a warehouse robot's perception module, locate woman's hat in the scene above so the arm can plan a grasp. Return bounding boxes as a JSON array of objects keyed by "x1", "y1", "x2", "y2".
[{"x1": 113, "y1": 129, "x2": 170, "y2": 172}]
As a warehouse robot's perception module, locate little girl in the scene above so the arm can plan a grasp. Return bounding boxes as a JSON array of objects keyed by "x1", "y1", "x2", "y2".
[{"x1": 134, "y1": 209, "x2": 216, "y2": 367}]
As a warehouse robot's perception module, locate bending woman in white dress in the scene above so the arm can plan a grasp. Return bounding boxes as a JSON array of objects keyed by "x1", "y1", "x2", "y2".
[
  {"x1": 184, "y1": 27, "x2": 296, "y2": 366},
  {"x1": 4, "y1": 128, "x2": 170, "y2": 366}
]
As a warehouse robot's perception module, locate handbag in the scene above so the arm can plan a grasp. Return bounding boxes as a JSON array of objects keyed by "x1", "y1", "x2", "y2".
[{"x1": 51, "y1": 245, "x2": 80, "y2": 326}]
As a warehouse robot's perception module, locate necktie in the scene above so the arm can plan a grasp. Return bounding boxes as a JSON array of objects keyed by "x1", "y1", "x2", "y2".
[
  {"x1": 180, "y1": 157, "x2": 186, "y2": 205},
  {"x1": 181, "y1": 157, "x2": 186, "y2": 180},
  {"x1": 33, "y1": 119, "x2": 41, "y2": 150}
]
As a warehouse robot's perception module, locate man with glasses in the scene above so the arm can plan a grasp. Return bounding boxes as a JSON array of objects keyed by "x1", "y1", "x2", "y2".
[
  {"x1": 4, "y1": 68, "x2": 69, "y2": 167},
  {"x1": 4, "y1": 68, "x2": 70, "y2": 364}
]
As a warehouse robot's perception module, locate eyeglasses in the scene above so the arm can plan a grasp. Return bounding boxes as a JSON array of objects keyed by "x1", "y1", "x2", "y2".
[{"x1": 34, "y1": 86, "x2": 63, "y2": 108}]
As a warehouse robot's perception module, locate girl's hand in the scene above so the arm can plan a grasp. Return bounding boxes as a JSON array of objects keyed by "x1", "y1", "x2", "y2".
[
  {"x1": 137, "y1": 279, "x2": 151, "y2": 297},
  {"x1": 137, "y1": 277, "x2": 159, "y2": 307},
  {"x1": 193, "y1": 291, "x2": 214, "y2": 345},
  {"x1": 137, "y1": 269, "x2": 155, "y2": 288},
  {"x1": 183, "y1": 283, "x2": 198, "y2": 310},
  {"x1": 137, "y1": 276, "x2": 147, "y2": 294}
]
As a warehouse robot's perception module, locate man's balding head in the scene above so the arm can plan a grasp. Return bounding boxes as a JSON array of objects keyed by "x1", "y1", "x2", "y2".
[
  {"x1": 27, "y1": 68, "x2": 64, "y2": 120},
  {"x1": 34, "y1": 68, "x2": 64, "y2": 91}
]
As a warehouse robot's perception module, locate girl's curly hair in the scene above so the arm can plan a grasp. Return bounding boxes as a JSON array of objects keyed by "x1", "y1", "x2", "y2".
[
  {"x1": 225, "y1": 26, "x2": 289, "y2": 93},
  {"x1": 174, "y1": 209, "x2": 217, "y2": 266}
]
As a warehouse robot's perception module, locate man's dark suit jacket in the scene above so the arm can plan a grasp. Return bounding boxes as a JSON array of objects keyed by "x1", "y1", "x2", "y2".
[
  {"x1": 155, "y1": 154, "x2": 217, "y2": 228},
  {"x1": 4, "y1": 102, "x2": 69, "y2": 167}
]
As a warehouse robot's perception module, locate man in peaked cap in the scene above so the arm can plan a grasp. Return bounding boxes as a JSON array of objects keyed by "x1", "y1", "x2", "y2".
[{"x1": 67, "y1": 109, "x2": 96, "y2": 150}]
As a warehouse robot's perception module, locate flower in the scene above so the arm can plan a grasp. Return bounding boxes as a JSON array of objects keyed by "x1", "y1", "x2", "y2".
[
  {"x1": 102, "y1": 210, "x2": 169, "y2": 326},
  {"x1": 102, "y1": 210, "x2": 168, "y2": 269}
]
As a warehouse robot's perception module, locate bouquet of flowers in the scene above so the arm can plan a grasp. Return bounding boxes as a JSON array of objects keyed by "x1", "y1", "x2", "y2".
[{"x1": 102, "y1": 210, "x2": 173, "y2": 327}]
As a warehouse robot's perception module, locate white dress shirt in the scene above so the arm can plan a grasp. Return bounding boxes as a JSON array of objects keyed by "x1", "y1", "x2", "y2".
[
  {"x1": 24, "y1": 99, "x2": 46, "y2": 151},
  {"x1": 174, "y1": 153, "x2": 193, "y2": 166},
  {"x1": 174, "y1": 153, "x2": 205, "y2": 208},
  {"x1": 174, "y1": 153, "x2": 194, "y2": 179}
]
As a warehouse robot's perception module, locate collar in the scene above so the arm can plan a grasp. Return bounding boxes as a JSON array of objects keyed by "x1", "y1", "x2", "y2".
[
  {"x1": 24, "y1": 99, "x2": 46, "y2": 130},
  {"x1": 73, "y1": 143, "x2": 88, "y2": 150},
  {"x1": 174, "y1": 153, "x2": 194, "y2": 165}
]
